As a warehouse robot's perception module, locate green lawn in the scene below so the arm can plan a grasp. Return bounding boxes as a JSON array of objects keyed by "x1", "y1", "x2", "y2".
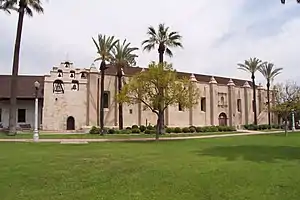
[
  {"x1": 1, "y1": 133, "x2": 300, "y2": 200},
  {"x1": 0, "y1": 131, "x2": 240, "y2": 139}
]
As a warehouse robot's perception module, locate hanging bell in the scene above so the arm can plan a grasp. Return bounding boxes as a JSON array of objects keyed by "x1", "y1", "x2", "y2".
[{"x1": 72, "y1": 84, "x2": 77, "y2": 90}]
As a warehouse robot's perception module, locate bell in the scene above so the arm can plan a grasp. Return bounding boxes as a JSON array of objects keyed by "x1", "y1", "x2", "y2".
[
  {"x1": 58, "y1": 73, "x2": 62, "y2": 77},
  {"x1": 72, "y1": 84, "x2": 77, "y2": 90},
  {"x1": 70, "y1": 73, "x2": 74, "y2": 78}
]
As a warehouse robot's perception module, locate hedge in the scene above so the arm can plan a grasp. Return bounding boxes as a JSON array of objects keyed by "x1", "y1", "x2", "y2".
[{"x1": 89, "y1": 125, "x2": 237, "y2": 135}]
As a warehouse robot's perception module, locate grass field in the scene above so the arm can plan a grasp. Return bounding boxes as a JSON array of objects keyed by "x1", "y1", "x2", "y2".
[
  {"x1": 1, "y1": 133, "x2": 300, "y2": 200},
  {"x1": 0, "y1": 131, "x2": 240, "y2": 139}
]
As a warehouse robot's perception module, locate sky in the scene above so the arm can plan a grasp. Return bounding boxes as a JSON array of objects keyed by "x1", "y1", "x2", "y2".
[{"x1": 1, "y1": 0, "x2": 300, "y2": 85}]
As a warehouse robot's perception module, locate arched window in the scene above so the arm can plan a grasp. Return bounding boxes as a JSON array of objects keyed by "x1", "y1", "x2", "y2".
[
  {"x1": 53, "y1": 80, "x2": 64, "y2": 94},
  {"x1": 71, "y1": 80, "x2": 79, "y2": 91},
  {"x1": 70, "y1": 70, "x2": 75, "y2": 78},
  {"x1": 57, "y1": 69, "x2": 63, "y2": 78}
]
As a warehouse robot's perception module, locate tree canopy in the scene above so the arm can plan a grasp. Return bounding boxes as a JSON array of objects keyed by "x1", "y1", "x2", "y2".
[
  {"x1": 272, "y1": 81, "x2": 300, "y2": 135},
  {"x1": 117, "y1": 61, "x2": 201, "y2": 139}
]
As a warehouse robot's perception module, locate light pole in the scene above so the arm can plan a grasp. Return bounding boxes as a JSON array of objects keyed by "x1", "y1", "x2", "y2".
[
  {"x1": 33, "y1": 81, "x2": 40, "y2": 142},
  {"x1": 291, "y1": 109, "x2": 296, "y2": 132}
]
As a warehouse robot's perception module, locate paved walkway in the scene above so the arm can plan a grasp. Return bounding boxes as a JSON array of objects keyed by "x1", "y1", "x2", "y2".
[{"x1": 0, "y1": 130, "x2": 283, "y2": 143}]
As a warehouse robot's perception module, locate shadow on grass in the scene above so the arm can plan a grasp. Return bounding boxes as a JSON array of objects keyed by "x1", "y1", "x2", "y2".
[{"x1": 199, "y1": 145, "x2": 300, "y2": 163}]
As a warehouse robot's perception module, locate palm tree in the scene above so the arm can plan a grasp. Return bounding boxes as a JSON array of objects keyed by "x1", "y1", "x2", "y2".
[
  {"x1": 92, "y1": 34, "x2": 118, "y2": 135},
  {"x1": 142, "y1": 23, "x2": 183, "y2": 64},
  {"x1": 111, "y1": 39, "x2": 138, "y2": 130},
  {"x1": 281, "y1": 0, "x2": 300, "y2": 4},
  {"x1": 142, "y1": 23, "x2": 183, "y2": 131},
  {"x1": 238, "y1": 57, "x2": 264, "y2": 125},
  {"x1": 259, "y1": 62, "x2": 283, "y2": 128},
  {"x1": 2, "y1": 0, "x2": 44, "y2": 135}
]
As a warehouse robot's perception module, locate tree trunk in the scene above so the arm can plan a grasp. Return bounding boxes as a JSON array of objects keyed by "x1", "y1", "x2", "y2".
[
  {"x1": 117, "y1": 70, "x2": 123, "y2": 130},
  {"x1": 252, "y1": 73, "x2": 258, "y2": 125},
  {"x1": 99, "y1": 61, "x2": 106, "y2": 135},
  {"x1": 284, "y1": 117, "x2": 288, "y2": 136},
  {"x1": 158, "y1": 44, "x2": 165, "y2": 133},
  {"x1": 156, "y1": 111, "x2": 164, "y2": 140},
  {"x1": 8, "y1": 8, "x2": 25, "y2": 136},
  {"x1": 267, "y1": 81, "x2": 271, "y2": 129}
]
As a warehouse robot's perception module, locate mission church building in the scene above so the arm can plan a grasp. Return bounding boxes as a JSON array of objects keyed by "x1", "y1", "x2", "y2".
[{"x1": 0, "y1": 61, "x2": 275, "y2": 131}]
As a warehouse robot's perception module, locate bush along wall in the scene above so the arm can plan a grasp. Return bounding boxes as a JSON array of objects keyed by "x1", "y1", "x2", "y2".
[
  {"x1": 243, "y1": 124, "x2": 281, "y2": 130},
  {"x1": 89, "y1": 125, "x2": 237, "y2": 135}
]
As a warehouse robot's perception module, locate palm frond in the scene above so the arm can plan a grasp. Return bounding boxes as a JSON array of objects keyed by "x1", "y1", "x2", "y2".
[
  {"x1": 238, "y1": 57, "x2": 263, "y2": 74},
  {"x1": 259, "y1": 62, "x2": 283, "y2": 82},
  {"x1": 142, "y1": 23, "x2": 183, "y2": 57},
  {"x1": 93, "y1": 34, "x2": 118, "y2": 65}
]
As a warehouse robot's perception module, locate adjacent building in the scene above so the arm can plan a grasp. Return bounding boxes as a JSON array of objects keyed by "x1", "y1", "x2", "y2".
[{"x1": 0, "y1": 61, "x2": 275, "y2": 131}]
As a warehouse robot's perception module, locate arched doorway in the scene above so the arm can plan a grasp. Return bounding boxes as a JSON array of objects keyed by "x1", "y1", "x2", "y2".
[
  {"x1": 66, "y1": 116, "x2": 75, "y2": 130},
  {"x1": 219, "y1": 112, "x2": 227, "y2": 126}
]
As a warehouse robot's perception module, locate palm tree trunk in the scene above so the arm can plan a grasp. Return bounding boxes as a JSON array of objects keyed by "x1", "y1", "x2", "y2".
[
  {"x1": 158, "y1": 45, "x2": 165, "y2": 133},
  {"x1": 252, "y1": 73, "x2": 258, "y2": 125},
  {"x1": 8, "y1": 8, "x2": 25, "y2": 136},
  {"x1": 267, "y1": 81, "x2": 271, "y2": 128},
  {"x1": 100, "y1": 61, "x2": 106, "y2": 135},
  {"x1": 117, "y1": 71, "x2": 123, "y2": 130}
]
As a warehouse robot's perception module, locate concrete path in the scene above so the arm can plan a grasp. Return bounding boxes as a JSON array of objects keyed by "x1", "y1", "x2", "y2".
[{"x1": 0, "y1": 130, "x2": 284, "y2": 143}]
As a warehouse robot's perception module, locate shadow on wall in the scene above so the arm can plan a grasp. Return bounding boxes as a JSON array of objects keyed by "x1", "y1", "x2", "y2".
[{"x1": 198, "y1": 145, "x2": 300, "y2": 163}]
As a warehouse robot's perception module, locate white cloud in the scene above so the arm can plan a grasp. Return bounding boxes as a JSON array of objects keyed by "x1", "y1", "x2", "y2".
[{"x1": 0, "y1": 0, "x2": 300, "y2": 85}]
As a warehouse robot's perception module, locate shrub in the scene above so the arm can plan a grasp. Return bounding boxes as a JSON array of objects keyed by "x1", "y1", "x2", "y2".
[
  {"x1": 114, "y1": 130, "x2": 121, "y2": 134},
  {"x1": 195, "y1": 127, "x2": 203, "y2": 132},
  {"x1": 139, "y1": 125, "x2": 146, "y2": 132},
  {"x1": 189, "y1": 127, "x2": 196, "y2": 133},
  {"x1": 166, "y1": 127, "x2": 174, "y2": 133},
  {"x1": 243, "y1": 124, "x2": 249, "y2": 130},
  {"x1": 144, "y1": 129, "x2": 151, "y2": 134},
  {"x1": 272, "y1": 124, "x2": 280, "y2": 129},
  {"x1": 89, "y1": 126, "x2": 100, "y2": 134},
  {"x1": 258, "y1": 124, "x2": 269, "y2": 130},
  {"x1": 131, "y1": 128, "x2": 141, "y2": 134},
  {"x1": 150, "y1": 130, "x2": 157, "y2": 135},
  {"x1": 182, "y1": 127, "x2": 190, "y2": 133},
  {"x1": 108, "y1": 128, "x2": 115, "y2": 134},
  {"x1": 132, "y1": 125, "x2": 139, "y2": 129},
  {"x1": 120, "y1": 129, "x2": 131, "y2": 134},
  {"x1": 206, "y1": 126, "x2": 218, "y2": 132},
  {"x1": 126, "y1": 127, "x2": 132, "y2": 130},
  {"x1": 174, "y1": 127, "x2": 182, "y2": 133},
  {"x1": 147, "y1": 125, "x2": 154, "y2": 130}
]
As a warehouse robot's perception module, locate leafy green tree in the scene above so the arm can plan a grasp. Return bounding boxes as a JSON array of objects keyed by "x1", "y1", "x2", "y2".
[
  {"x1": 2, "y1": 0, "x2": 44, "y2": 135},
  {"x1": 238, "y1": 57, "x2": 263, "y2": 125},
  {"x1": 272, "y1": 81, "x2": 300, "y2": 136},
  {"x1": 118, "y1": 62, "x2": 201, "y2": 140},
  {"x1": 259, "y1": 62, "x2": 283, "y2": 128},
  {"x1": 111, "y1": 39, "x2": 138, "y2": 130},
  {"x1": 92, "y1": 34, "x2": 118, "y2": 134},
  {"x1": 142, "y1": 23, "x2": 183, "y2": 131}
]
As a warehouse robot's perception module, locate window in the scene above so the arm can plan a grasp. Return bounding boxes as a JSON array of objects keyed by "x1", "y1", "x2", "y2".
[
  {"x1": 237, "y1": 99, "x2": 241, "y2": 112},
  {"x1": 201, "y1": 98, "x2": 206, "y2": 112},
  {"x1": 18, "y1": 109, "x2": 26, "y2": 123},
  {"x1": 53, "y1": 80, "x2": 64, "y2": 94},
  {"x1": 0, "y1": 108, "x2": 2, "y2": 122},
  {"x1": 178, "y1": 103, "x2": 183, "y2": 111},
  {"x1": 70, "y1": 70, "x2": 75, "y2": 78},
  {"x1": 71, "y1": 80, "x2": 79, "y2": 91},
  {"x1": 220, "y1": 96, "x2": 225, "y2": 105},
  {"x1": 103, "y1": 91, "x2": 110, "y2": 108},
  {"x1": 57, "y1": 69, "x2": 63, "y2": 78}
]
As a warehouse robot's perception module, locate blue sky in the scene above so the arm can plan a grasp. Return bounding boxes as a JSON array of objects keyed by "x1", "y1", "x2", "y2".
[{"x1": 0, "y1": 0, "x2": 300, "y2": 84}]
